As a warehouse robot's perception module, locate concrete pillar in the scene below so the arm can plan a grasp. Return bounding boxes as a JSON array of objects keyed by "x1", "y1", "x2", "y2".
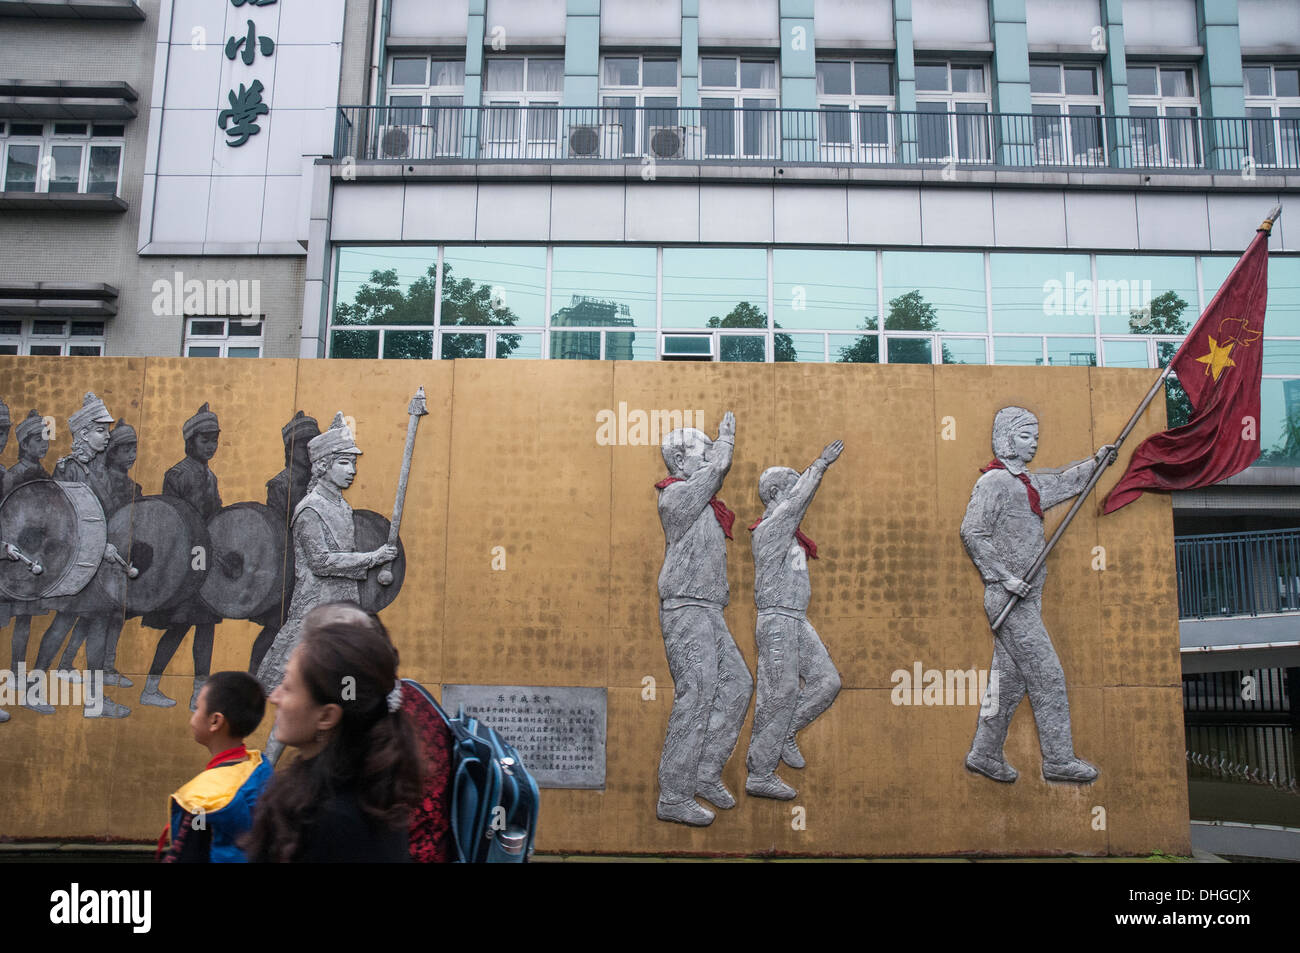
[
  {"x1": 1099, "y1": 0, "x2": 1131, "y2": 168},
  {"x1": 780, "y1": 0, "x2": 816, "y2": 161},
  {"x1": 894, "y1": 0, "x2": 917, "y2": 163},
  {"x1": 682, "y1": 0, "x2": 699, "y2": 109},
  {"x1": 1197, "y1": 0, "x2": 1246, "y2": 172},
  {"x1": 464, "y1": 0, "x2": 485, "y2": 158},
  {"x1": 564, "y1": 0, "x2": 601, "y2": 106},
  {"x1": 989, "y1": 0, "x2": 1031, "y2": 165}
]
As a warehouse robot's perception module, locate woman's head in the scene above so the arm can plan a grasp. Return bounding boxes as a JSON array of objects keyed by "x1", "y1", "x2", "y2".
[
  {"x1": 270, "y1": 603, "x2": 397, "y2": 756},
  {"x1": 246, "y1": 602, "x2": 421, "y2": 862}
]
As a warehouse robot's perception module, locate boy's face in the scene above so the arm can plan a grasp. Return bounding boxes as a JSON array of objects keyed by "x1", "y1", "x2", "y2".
[
  {"x1": 192, "y1": 429, "x2": 219, "y2": 462},
  {"x1": 1010, "y1": 424, "x2": 1039, "y2": 465},
  {"x1": 189, "y1": 685, "x2": 217, "y2": 746},
  {"x1": 21, "y1": 432, "x2": 48, "y2": 461}
]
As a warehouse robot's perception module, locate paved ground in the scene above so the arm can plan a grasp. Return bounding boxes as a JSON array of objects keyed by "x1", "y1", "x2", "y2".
[{"x1": 0, "y1": 843, "x2": 1232, "y2": 862}]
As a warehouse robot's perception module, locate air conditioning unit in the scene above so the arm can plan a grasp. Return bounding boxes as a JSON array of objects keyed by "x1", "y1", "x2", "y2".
[
  {"x1": 567, "y1": 123, "x2": 623, "y2": 159},
  {"x1": 648, "y1": 125, "x2": 702, "y2": 160},
  {"x1": 378, "y1": 125, "x2": 412, "y2": 159}
]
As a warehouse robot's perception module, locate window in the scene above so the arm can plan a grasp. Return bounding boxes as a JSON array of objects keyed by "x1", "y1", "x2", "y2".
[
  {"x1": 914, "y1": 61, "x2": 991, "y2": 163},
  {"x1": 0, "y1": 122, "x2": 125, "y2": 196},
  {"x1": 699, "y1": 57, "x2": 779, "y2": 159},
  {"x1": 599, "y1": 56, "x2": 679, "y2": 158},
  {"x1": 1029, "y1": 63, "x2": 1104, "y2": 166},
  {"x1": 1127, "y1": 64, "x2": 1201, "y2": 167},
  {"x1": 481, "y1": 56, "x2": 564, "y2": 158},
  {"x1": 1244, "y1": 64, "x2": 1300, "y2": 169},
  {"x1": 0, "y1": 318, "x2": 105, "y2": 355},
  {"x1": 816, "y1": 59, "x2": 893, "y2": 162},
  {"x1": 184, "y1": 317, "x2": 264, "y2": 357},
  {"x1": 383, "y1": 56, "x2": 465, "y2": 158}
]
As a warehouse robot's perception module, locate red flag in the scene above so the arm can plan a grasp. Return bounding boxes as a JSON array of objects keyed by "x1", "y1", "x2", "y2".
[{"x1": 1102, "y1": 221, "x2": 1272, "y2": 513}]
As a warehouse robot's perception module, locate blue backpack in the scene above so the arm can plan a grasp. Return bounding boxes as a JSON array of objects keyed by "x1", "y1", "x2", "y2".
[{"x1": 402, "y1": 679, "x2": 541, "y2": 863}]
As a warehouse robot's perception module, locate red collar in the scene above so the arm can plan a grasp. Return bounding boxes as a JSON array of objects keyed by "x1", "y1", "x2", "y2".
[
  {"x1": 206, "y1": 745, "x2": 248, "y2": 770},
  {"x1": 655, "y1": 477, "x2": 735, "y2": 539},
  {"x1": 980, "y1": 459, "x2": 1043, "y2": 518},
  {"x1": 748, "y1": 517, "x2": 818, "y2": 558}
]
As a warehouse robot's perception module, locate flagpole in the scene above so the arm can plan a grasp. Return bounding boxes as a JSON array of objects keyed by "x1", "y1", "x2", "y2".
[{"x1": 990, "y1": 204, "x2": 1282, "y2": 632}]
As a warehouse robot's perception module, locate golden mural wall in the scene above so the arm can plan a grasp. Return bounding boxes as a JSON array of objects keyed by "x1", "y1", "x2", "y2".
[{"x1": 0, "y1": 356, "x2": 1188, "y2": 856}]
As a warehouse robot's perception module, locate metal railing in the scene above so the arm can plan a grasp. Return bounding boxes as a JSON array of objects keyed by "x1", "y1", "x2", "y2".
[
  {"x1": 335, "y1": 104, "x2": 1300, "y2": 173},
  {"x1": 1176, "y1": 528, "x2": 1300, "y2": 619},
  {"x1": 1183, "y1": 670, "x2": 1292, "y2": 715}
]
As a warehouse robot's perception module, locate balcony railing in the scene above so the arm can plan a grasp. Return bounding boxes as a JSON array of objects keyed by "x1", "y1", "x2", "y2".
[
  {"x1": 335, "y1": 104, "x2": 1300, "y2": 173},
  {"x1": 1176, "y1": 529, "x2": 1300, "y2": 620}
]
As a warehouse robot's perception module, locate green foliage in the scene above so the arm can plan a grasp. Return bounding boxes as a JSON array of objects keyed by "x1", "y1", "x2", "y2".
[
  {"x1": 332, "y1": 262, "x2": 520, "y2": 359},
  {"x1": 706, "y1": 301, "x2": 796, "y2": 362},
  {"x1": 835, "y1": 290, "x2": 953, "y2": 364},
  {"x1": 1130, "y1": 290, "x2": 1193, "y2": 428}
]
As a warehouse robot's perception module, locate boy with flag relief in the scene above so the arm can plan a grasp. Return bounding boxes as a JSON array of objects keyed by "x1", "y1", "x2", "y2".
[{"x1": 1103, "y1": 208, "x2": 1279, "y2": 513}]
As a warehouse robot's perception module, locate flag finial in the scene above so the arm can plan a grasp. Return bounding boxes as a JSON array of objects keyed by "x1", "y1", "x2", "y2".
[{"x1": 1261, "y1": 204, "x2": 1282, "y2": 234}]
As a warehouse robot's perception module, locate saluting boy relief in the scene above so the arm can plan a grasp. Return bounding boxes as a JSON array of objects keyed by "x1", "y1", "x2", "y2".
[{"x1": 744, "y1": 440, "x2": 843, "y2": 801}]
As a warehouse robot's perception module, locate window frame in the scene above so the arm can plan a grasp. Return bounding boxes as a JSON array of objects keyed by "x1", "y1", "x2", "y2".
[
  {"x1": 1243, "y1": 63, "x2": 1300, "y2": 169},
  {"x1": 913, "y1": 60, "x2": 992, "y2": 164},
  {"x1": 183, "y1": 316, "x2": 265, "y2": 358},
  {"x1": 1126, "y1": 62, "x2": 1202, "y2": 168},
  {"x1": 598, "y1": 54, "x2": 681, "y2": 158},
  {"x1": 481, "y1": 55, "x2": 565, "y2": 158},
  {"x1": 1028, "y1": 61, "x2": 1106, "y2": 166},
  {"x1": 0, "y1": 121, "x2": 125, "y2": 196},
  {"x1": 698, "y1": 55, "x2": 781, "y2": 160},
  {"x1": 0, "y1": 318, "x2": 106, "y2": 356},
  {"x1": 815, "y1": 58, "x2": 895, "y2": 163}
]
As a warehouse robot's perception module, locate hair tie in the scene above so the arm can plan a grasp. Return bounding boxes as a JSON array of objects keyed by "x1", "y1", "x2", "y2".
[{"x1": 386, "y1": 680, "x2": 404, "y2": 713}]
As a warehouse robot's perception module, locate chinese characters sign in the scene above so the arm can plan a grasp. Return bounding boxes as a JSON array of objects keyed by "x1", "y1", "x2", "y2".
[
  {"x1": 442, "y1": 685, "x2": 607, "y2": 790},
  {"x1": 218, "y1": 0, "x2": 276, "y2": 147}
]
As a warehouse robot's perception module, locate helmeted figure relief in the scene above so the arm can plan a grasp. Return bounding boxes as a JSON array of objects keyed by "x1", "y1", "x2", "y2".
[
  {"x1": 653, "y1": 412, "x2": 753, "y2": 827},
  {"x1": 58, "y1": 420, "x2": 142, "y2": 687},
  {"x1": 27, "y1": 393, "x2": 130, "y2": 717},
  {"x1": 744, "y1": 440, "x2": 844, "y2": 800},
  {"x1": 4, "y1": 410, "x2": 51, "y2": 720},
  {"x1": 960, "y1": 406, "x2": 1114, "y2": 784},
  {"x1": 248, "y1": 411, "x2": 319, "y2": 675},
  {"x1": 256, "y1": 412, "x2": 398, "y2": 765},
  {"x1": 1, "y1": 409, "x2": 47, "y2": 498},
  {"x1": 141, "y1": 403, "x2": 223, "y2": 711}
]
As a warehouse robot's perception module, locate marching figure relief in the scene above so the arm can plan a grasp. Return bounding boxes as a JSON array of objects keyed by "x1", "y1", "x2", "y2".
[
  {"x1": 745, "y1": 441, "x2": 843, "y2": 800},
  {"x1": 653, "y1": 412, "x2": 753, "y2": 827},
  {"x1": 27, "y1": 393, "x2": 133, "y2": 718},
  {"x1": 961, "y1": 407, "x2": 1116, "y2": 785},
  {"x1": 3, "y1": 411, "x2": 48, "y2": 709},
  {"x1": 248, "y1": 411, "x2": 320, "y2": 675},
  {"x1": 141, "y1": 403, "x2": 224, "y2": 711}
]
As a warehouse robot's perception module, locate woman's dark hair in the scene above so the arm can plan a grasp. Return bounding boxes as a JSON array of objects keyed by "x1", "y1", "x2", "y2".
[{"x1": 243, "y1": 602, "x2": 421, "y2": 862}]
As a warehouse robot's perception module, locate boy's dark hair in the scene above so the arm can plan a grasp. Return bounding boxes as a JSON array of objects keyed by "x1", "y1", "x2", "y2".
[{"x1": 204, "y1": 671, "x2": 266, "y2": 739}]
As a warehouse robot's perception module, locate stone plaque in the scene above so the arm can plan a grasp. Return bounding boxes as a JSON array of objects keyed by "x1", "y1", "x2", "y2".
[{"x1": 441, "y1": 684, "x2": 607, "y2": 790}]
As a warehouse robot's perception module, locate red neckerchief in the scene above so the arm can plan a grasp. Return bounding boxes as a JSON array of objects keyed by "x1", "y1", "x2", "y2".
[
  {"x1": 981, "y1": 460, "x2": 1043, "y2": 518},
  {"x1": 206, "y1": 744, "x2": 248, "y2": 770},
  {"x1": 655, "y1": 477, "x2": 735, "y2": 539},
  {"x1": 747, "y1": 517, "x2": 818, "y2": 559}
]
